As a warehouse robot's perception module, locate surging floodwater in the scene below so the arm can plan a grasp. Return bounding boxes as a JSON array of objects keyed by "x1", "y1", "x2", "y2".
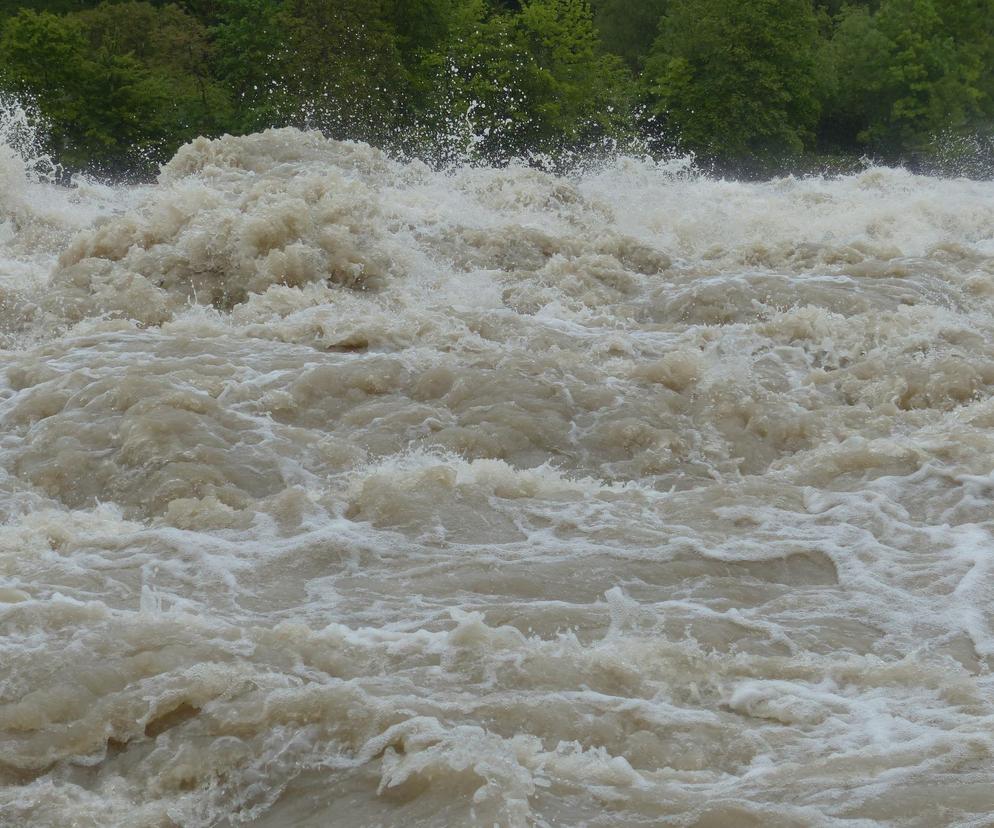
[{"x1": 2, "y1": 124, "x2": 994, "y2": 828}]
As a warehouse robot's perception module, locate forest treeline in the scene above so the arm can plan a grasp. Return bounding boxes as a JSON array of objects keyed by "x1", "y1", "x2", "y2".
[{"x1": 1, "y1": 0, "x2": 993, "y2": 175}]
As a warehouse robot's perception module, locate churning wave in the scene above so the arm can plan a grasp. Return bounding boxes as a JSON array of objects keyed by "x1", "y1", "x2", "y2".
[{"x1": 2, "y1": 121, "x2": 994, "y2": 827}]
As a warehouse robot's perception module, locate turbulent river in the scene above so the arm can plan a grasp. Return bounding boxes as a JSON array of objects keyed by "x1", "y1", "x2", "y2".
[{"x1": 2, "y1": 123, "x2": 994, "y2": 828}]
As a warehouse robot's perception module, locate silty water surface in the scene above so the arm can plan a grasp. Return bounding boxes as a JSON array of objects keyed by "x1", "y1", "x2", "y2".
[{"x1": 2, "y1": 126, "x2": 994, "y2": 827}]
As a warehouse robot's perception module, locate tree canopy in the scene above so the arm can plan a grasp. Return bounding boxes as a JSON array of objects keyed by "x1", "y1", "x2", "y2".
[
  {"x1": 1, "y1": 0, "x2": 992, "y2": 175},
  {"x1": 644, "y1": 0, "x2": 821, "y2": 160}
]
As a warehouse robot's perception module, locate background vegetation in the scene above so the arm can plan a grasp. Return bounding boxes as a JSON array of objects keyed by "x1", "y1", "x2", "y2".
[{"x1": 2, "y1": 0, "x2": 993, "y2": 175}]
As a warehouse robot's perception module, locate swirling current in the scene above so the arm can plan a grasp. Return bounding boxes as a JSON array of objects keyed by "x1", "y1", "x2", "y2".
[{"x1": 2, "y1": 124, "x2": 994, "y2": 827}]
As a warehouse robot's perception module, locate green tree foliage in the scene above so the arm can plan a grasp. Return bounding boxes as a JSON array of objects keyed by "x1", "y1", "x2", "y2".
[
  {"x1": 0, "y1": 9, "x2": 160, "y2": 169},
  {"x1": 822, "y1": 0, "x2": 994, "y2": 153},
  {"x1": 0, "y1": 3, "x2": 227, "y2": 171},
  {"x1": 590, "y1": 0, "x2": 667, "y2": 68},
  {"x1": 2, "y1": 0, "x2": 994, "y2": 172},
  {"x1": 517, "y1": 0, "x2": 634, "y2": 146},
  {"x1": 210, "y1": 0, "x2": 293, "y2": 131},
  {"x1": 0, "y1": 0, "x2": 100, "y2": 15},
  {"x1": 643, "y1": 0, "x2": 821, "y2": 161},
  {"x1": 213, "y1": 0, "x2": 412, "y2": 143},
  {"x1": 417, "y1": 0, "x2": 635, "y2": 161},
  {"x1": 385, "y1": 0, "x2": 463, "y2": 58},
  {"x1": 78, "y1": 2, "x2": 229, "y2": 137},
  {"x1": 285, "y1": 0, "x2": 409, "y2": 142}
]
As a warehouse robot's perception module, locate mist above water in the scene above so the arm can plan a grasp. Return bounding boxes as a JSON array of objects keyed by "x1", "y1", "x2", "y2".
[{"x1": 2, "y1": 120, "x2": 994, "y2": 827}]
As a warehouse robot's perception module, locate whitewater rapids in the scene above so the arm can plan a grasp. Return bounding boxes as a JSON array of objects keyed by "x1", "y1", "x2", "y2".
[{"x1": 2, "y1": 125, "x2": 994, "y2": 827}]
